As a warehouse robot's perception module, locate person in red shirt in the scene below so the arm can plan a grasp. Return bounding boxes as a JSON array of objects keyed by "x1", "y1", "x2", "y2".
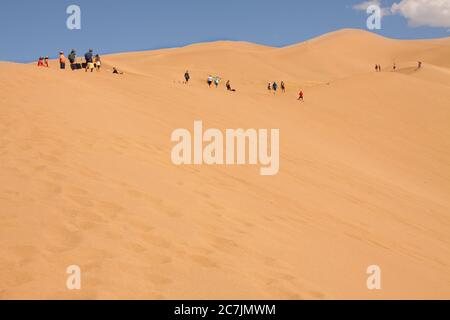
[
  {"x1": 37, "y1": 57, "x2": 45, "y2": 67},
  {"x1": 298, "y1": 90, "x2": 304, "y2": 102}
]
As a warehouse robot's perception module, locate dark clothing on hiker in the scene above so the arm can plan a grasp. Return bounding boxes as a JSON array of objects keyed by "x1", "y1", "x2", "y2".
[
  {"x1": 68, "y1": 51, "x2": 76, "y2": 70},
  {"x1": 68, "y1": 52, "x2": 76, "y2": 63},
  {"x1": 85, "y1": 52, "x2": 93, "y2": 63}
]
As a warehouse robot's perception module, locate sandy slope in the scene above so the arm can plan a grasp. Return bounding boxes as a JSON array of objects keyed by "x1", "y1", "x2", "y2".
[{"x1": 1, "y1": 29, "x2": 450, "y2": 299}]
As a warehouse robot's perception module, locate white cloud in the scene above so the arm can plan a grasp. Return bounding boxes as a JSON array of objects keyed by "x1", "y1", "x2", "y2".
[
  {"x1": 391, "y1": 0, "x2": 450, "y2": 28},
  {"x1": 353, "y1": 0, "x2": 450, "y2": 29}
]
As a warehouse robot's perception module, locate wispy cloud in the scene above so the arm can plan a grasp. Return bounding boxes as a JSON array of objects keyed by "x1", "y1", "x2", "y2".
[
  {"x1": 353, "y1": 0, "x2": 450, "y2": 29},
  {"x1": 391, "y1": 0, "x2": 450, "y2": 29},
  {"x1": 353, "y1": 0, "x2": 380, "y2": 10}
]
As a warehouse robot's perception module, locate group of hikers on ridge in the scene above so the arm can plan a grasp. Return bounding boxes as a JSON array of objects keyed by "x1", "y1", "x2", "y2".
[
  {"x1": 67, "y1": 49, "x2": 102, "y2": 72},
  {"x1": 184, "y1": 71, "x2": 303, "y2": 101},
  {"x1": 36, "y1": 49, "x2": 126, "y2": 74},
  {"x1": 267, "y1": 81, "x2": 286, "y2": 94},
  {"x1": 375, "y1": 61, "x2": 423, "y2": 73},
  {"x1": 37, "y1": 49, "x2": 102, "y2": 72},
  {"x1": 207, "y1": 75, "x2": 222, "y2": 88},
  {"x1": 183, "y1": 71, "x2": 235, "y2": 92},
  {"x1": 37, "y1": 56, "x2": 50, "y2": 67},
  {"x1": 39, "y1": 54, "x2": 305, "y2": 99}
]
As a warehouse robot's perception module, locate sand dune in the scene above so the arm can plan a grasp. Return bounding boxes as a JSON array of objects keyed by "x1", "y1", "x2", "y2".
[{"x1": 1, "y1": 29, "x2": 450, "y2": 299}]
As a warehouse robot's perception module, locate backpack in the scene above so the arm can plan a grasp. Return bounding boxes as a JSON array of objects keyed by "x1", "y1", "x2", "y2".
[{"x1": 68, "y1": 53, "x2": 76, "y2": 63}]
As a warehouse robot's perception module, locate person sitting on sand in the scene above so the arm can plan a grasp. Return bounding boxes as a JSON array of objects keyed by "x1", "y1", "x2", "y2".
[
  {"x1": 112, "y1": 67, "x2": 123, "y2": 75},
  {"x1": 226, "y1": 80, "x2": 236, "y2": 92},
  {"x1": 37, "y1": 57, "x2": 45, "y2": 67},
  {"x1": 94, "y1": 54, "x2": 101, "y2": 72},
  {"x1": 59, "y1": 51, "x2": 66, "y2": 70},
  {"x1": 207, "y1": 75, "x2": 213, "y2": 87},
  {"x1": 418, "y1": 61, "x2": 422, "y2": 69},
  {"x1": 184, "y1": 70, "x2": 190, "y2": 84},
  {"x1": 393, "y1": 63, "x2": 396, "y2": 71},
  {"x1": 298, "y1": 90, "x2": 304, "y2": 102}
]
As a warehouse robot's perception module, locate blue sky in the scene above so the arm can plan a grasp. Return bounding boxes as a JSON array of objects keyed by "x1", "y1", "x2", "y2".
[{"x1": 0, "y1": 0, "x2": 449, "y2": 62}]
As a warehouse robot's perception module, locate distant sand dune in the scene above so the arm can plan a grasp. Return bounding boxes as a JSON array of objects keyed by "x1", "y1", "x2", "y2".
[{"x1": 1, "y1": 29, "x2": 450, "y2": 299}]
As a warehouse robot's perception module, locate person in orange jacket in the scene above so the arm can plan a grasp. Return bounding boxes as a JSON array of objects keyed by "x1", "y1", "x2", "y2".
[
  {"x1": 59, "y1": 51, "x2": 66, "y2": 70},
  {"x1": 298, "y1": 90, "x2": 304, "y2": 102}
]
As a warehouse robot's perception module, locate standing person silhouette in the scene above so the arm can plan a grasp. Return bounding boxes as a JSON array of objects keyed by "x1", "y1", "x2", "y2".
[
  {"x1": 59, "y1": 51, "x2": 66, "y2": 70},
  {"x1": 84, "y1": 49, "x2": 94, "y2": 73},
  {"x1": 272, "y1": 81, "x2": 278, "y2": 94},
  {"x1": 94, "y1": 54, "x2": 102, "y2": 72},
  {"x1": 207, "y1": 75, "x2": 213, "y2": 87},
  {"x1": 68, "y1": 49, "x2": 77, "y2": 70}
]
